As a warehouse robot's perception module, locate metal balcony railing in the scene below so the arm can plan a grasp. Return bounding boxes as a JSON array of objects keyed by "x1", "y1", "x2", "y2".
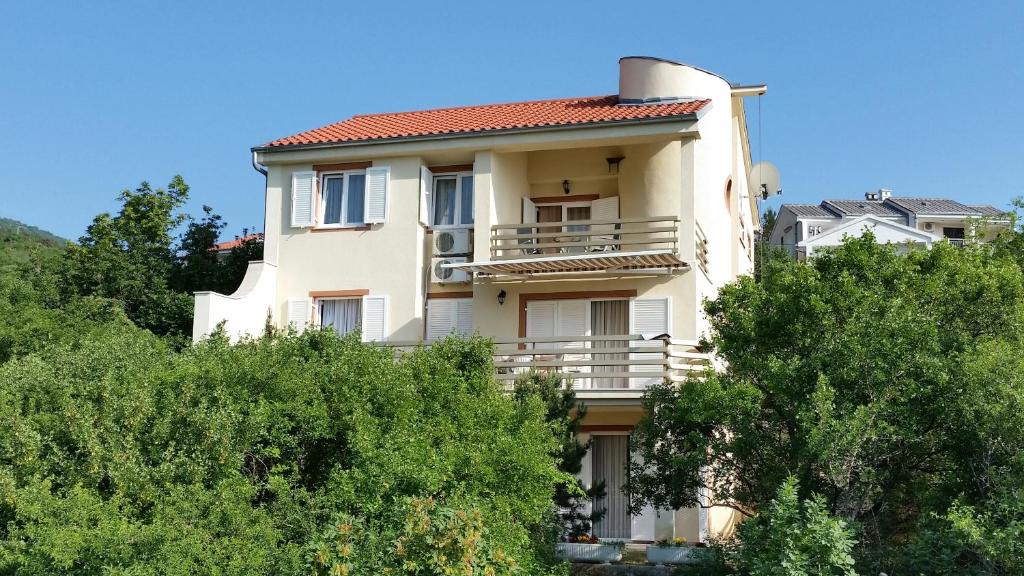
[{"x1": 489, "y1": 216, "x2": 680, "y2": 260}]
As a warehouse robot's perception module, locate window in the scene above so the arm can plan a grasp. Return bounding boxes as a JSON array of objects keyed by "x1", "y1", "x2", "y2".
[
  {"x1": 321, "y1": 172, "x2": 366, "y2": 227},
  {"x1": 432, "y1": 173, "x2": 474, "y2": 227},
  {"x1": 318, "y1": 298, "x2": 362, "y2": 336}
]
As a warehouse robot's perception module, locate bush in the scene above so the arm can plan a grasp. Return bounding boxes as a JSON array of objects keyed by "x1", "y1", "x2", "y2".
[
  {"x1": 0, "y1": 327, "x2": 567, "y2": 574},
  {"x1": 728, "y1": 477, "x2": 858, "y2": 576}
]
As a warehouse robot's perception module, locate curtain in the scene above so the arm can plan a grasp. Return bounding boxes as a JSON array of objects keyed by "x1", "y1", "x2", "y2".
[
  {"x1": 591, "y1": 300, "x2": 630, "y2": 388},
  {"x1": 592, "y1": 435, "x2": 631, "y2": 539},
  {"x1": 320, "y1": 299, "x2": 362, "y2": 336},
  {"x1": 347, "y1": 174, "x2": 365, "y2": 225},
  {"x1": 433, "y1": 178, "x2": 456, "y2": 226},
  {"x1": 323, "y1": 176, "x2": 344, "y2": 224}
]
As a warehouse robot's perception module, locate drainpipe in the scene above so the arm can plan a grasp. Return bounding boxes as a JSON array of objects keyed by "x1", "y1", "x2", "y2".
[{"x1": 252, "y1": 150, "x2": 269, "y2": 257}]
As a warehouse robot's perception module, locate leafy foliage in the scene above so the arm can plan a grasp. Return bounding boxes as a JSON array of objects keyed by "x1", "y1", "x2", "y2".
[
  {"x1": 0, "y1": 296, "x2": 566, "y2": 575},
  {"x1": 630, "y1": 235, "x2": 1024, "y2": 573},
  {"x1": 55, "y1": 177, "x2": 261, "y2": 346},
  {"x1": 0, "y1": 217, "x2": 64, "y2": 275},
  {"x1": 728, "y1": 478, "x2": 857, "y2": 576},
  {"x1": 514, "y1": 372, "x2": 606, "y2": 539}
]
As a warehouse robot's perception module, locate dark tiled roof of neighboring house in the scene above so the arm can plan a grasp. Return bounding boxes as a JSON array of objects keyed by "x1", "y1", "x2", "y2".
[
  {"x1": 260, "y1": 95, "x2": 710, "y2": 148},
  {"x1": 967, "y1": 204, "x2": 1007, "y2": 217},
  {"x1": 821, "y1": 200, "x2": 906, "y2": 217},
  {"x1": 212, "y1": 233, "x2": 263, "y2": 252},
  {"x1": 785, "y1": 204, "x2": 839, "y2": 218},
  {"x1": 883, "y1": 197, "x2": 990, "y2": 216}
]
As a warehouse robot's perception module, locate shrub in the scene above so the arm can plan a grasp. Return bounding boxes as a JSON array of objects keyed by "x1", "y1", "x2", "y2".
[{"x1": 731, "y1": 477, "x2": 858, "y2": 576}]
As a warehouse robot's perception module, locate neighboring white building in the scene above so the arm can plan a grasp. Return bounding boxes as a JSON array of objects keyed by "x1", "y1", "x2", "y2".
[
  {"x1": 769, "y1": 189, "x2": 1007, "y2": 258},
  {"x1": 194, "y1": 56, "x2": 766, "y2": 542}
]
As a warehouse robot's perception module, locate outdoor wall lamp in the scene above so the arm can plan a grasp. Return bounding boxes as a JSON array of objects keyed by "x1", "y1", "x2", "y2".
[
  {"x1": 606, "y1": 156, "x2": 624, "y2": 174},
  {"x1": 497, "y1": 289, "x2": 507, "y2": 306},
  {"x1": 562, "y1": 179, "x2": 571, "y2": 195}
]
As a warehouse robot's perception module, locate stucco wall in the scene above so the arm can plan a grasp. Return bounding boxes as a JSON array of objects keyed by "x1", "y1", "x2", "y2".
[{"x1": 271, "y1": 156, "x2": 426, "y2": 341}]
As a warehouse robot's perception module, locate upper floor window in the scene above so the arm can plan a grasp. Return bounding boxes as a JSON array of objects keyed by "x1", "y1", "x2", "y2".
[
  {"x1": 321, "y1": 171, "x2": 366, "y2": 227},
  {"x1": 432, "y1": 174, "x2": 474, "y2": 228}
]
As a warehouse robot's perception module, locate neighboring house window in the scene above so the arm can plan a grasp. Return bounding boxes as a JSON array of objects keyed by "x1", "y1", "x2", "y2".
[
  {"x1": 321, "y1": 172, "x2": 366, "y2": 227},
  {"x1": 318, "y1": 297, "x2": 362, "y2": 336},
  {"x1": 432, "y1": 173, "x2": 474, "y2": 227}
]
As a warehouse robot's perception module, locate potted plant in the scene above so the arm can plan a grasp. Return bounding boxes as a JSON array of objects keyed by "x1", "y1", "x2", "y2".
[
  {"x1": 556, "y1": 535, "x2": 624, "y2": 563},
  {"x1": 646, "y1": 537, "x2": 698, "y2": 565}
]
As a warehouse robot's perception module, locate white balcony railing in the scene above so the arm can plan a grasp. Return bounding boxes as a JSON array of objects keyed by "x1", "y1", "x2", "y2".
[
  {"x1": 382, "y1": 335, "x2": 710, "y2": 391},
  {"x1": 490, "y1": 216, "x2": 680, "y2": 260}
]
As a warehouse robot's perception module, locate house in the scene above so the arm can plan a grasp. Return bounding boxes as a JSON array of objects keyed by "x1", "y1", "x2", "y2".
[
  {"x1": 211, "y1": 232, "x2": 263, "y2": 258},
  {"x1": 770, "y1": 189, "x2": 1007, "y2": 258},
  {"x1": 193, "y1": 56, "x2": 764, "y2": 543}
]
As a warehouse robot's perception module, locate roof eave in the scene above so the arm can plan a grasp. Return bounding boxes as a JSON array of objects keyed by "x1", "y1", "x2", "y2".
[{"x1": 252, "y1": 111, "x2": 705, "y2": 154}]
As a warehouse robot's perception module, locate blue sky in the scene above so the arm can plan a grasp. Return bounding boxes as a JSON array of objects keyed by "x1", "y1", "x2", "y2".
[{"x1": 1, "y1": 1, "x2": 1021, "y2": 240}]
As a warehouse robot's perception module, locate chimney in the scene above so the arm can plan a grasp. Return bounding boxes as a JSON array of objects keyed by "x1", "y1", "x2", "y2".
[{"x1": 878, "y1": 188, "x2": 892, "y2": 201}]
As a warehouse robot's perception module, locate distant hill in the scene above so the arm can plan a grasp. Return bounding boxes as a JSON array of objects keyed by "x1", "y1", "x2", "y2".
[{"x1": 0, "y1": 217, "x2": 66, "y2": 271}]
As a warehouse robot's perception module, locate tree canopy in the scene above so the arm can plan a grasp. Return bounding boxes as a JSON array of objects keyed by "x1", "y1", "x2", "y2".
[{"x1": 630, "y1": 235, "x2": 1024, "y2": 574}]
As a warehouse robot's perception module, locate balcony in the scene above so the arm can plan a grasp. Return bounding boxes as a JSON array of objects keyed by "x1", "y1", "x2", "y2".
[
  {"x1": 384, "y1": 335, "x2": 710, "y2": 397},
  {"x1": 445, "y1": 216, "x2": 687, "y2": 277}
]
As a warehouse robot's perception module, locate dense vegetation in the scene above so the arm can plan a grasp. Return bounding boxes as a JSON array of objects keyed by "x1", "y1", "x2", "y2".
[
  {"x1": 6, "y1": 180, "x2": 1024, "y2": 574},
  {"x1": 631, "y1": 233, "x2": 1024, "y2": 575},
  {"x1": 0, "y1": 182, "x2": 574, "y2": 574},
  {"x1": 0, "y1": 217, "x2": 64, "y2": 274}
]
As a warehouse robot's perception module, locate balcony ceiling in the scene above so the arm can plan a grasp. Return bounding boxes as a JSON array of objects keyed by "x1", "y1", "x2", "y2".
[{"x1": 443, "y1": 250, "x2": 689, "y2": 276}]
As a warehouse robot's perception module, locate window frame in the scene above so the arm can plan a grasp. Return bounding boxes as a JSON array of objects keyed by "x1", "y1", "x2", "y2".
[
  {"x1": 430, "y1": 171, "x2": 474, "y2": 230},
  {"x1": 318, "y1": 170, "x2": 367, "y2": 229}
]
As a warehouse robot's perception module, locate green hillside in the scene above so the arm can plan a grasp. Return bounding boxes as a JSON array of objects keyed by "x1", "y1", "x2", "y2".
[{"x1": 0, "y1": 217, "x2": 66, "y2": 271}]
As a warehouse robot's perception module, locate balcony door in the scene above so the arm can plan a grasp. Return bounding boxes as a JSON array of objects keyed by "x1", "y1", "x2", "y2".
[
  {"x1": 592, "y1": 434, "x2": 631, "y2": 539},
  {"x1": 525, "y1": 298, "x2": 629, "y2": 389}
]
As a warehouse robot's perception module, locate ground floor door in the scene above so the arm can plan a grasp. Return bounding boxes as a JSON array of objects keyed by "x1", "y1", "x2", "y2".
[{"x1": 591, "y1": 434, "x2": 631, "y2": 539}]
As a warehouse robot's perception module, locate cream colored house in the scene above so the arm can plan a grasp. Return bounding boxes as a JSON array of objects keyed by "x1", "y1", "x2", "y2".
[{"x1": 194, "y1": 56, "x2": 763, "y2": 543}]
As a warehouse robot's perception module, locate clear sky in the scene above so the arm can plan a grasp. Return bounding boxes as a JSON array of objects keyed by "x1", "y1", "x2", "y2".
[{"x1": 1, "y1": 1, "x2": 1021, "y2": 240}]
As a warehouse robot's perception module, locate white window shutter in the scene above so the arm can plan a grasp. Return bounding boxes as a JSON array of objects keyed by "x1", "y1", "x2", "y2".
[
  {"x1": 455, "y1": 299, "x2": 473, "y2": 336},
  {"x1": 419, "y1": 166, "x2": 433, "y2": 225},
  {"x1": 361, "y1": 295, "x2": 388, "y2": 342},
  {"x1": 286, "y1": 298, "x2": 311, "y2": 332},
  {"x1": 525, "y1": 301, "x2": 556, "y2": 340},
  {"x1": 364, "y1": 166, "x2": 390, "y2": 223},
  {"x1": 630, "y1": 297, "x2": 671, "y2": 388},
  {"x1": 557, "y1": 300, "x2": 590, "y2": 388},
  {"x1": 426, "y1": 300, "x2": 456, "y2": 340},
  {"x1": 630, "y1": 297, "x2": 670, "y2": 338},
  {"x1": 291, "y1": 171, "x2": 316, "y2": 228},
  {"x1": 522, "y1": 197, "x2": 537, "y2": 224},
  {"x1": 590, "y1": 196, "x2": 619, "y2": 235}
]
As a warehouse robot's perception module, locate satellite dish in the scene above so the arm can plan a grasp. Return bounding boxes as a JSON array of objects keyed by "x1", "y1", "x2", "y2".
[{"x1": 749, "y1": 162, "x2": 782, "y2": 200}]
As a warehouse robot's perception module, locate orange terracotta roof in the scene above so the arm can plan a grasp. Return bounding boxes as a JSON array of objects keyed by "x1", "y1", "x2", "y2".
[
  {"x1": 212, "y1": 233, "x2": 263, "y2": 252},
  {"x1": 261, "y1": 95, "x2": 709, "y2": 148}
]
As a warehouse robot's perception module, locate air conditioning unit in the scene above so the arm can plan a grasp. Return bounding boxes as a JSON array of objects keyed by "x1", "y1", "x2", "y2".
[
  {"x1": 433, "y1": 229, "x2": 471, "y2": 256},
  {"x1": 431, "y1": 257, "x2": 470, "y2": 284},
  {"x1": 924, "y1": 222, "x2": 934, "y2": 231}
]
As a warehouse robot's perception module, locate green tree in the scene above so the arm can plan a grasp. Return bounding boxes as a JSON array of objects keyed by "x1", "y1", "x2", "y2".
[
  {"x1": 0, "y1": 321, "x2": 567, "y2": 574},
  {"x1": 58, "y1": 177, "x2": 194, "y2": 342},
  {"x1": 514, "y1": 371, "x2": 606, "y2": 539},
  {"x1": 629, "y1": 235, "x2": 1024, "y2": 572},
  {"x1": 723, "y1": 477, "x2": 858, "y2": 576},
  {"x1": 56, "y1": 177, "x2": 261, "y2": 346}
]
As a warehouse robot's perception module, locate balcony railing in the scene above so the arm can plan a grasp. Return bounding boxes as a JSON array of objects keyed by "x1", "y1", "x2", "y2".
[
  {"x1": 382, "y1": 335, "x2": 710, "y2": 391},
  {"x1": 490, "y1": 216, "x2": 680, "y2": 260}
]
